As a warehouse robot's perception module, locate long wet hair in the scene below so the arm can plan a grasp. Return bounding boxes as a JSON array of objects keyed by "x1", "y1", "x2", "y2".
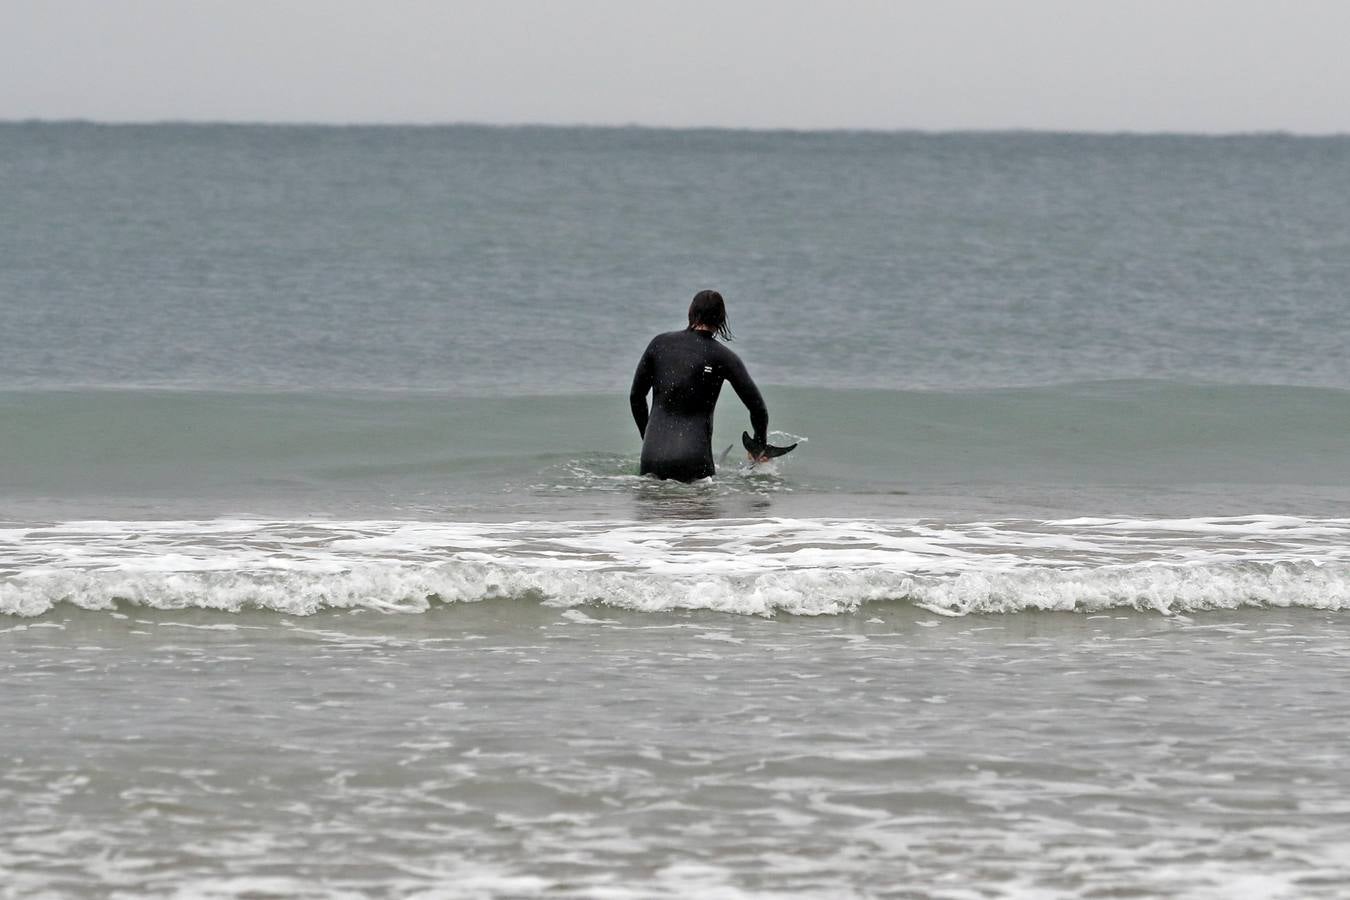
[{"x1": 687, "y1": 289, "x2": 734, "y2": 341}]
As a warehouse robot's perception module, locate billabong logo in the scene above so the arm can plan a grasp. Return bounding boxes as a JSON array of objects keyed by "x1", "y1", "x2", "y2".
[{"x1": 704, "y1": 365, "x2": 713, "y2": 373}]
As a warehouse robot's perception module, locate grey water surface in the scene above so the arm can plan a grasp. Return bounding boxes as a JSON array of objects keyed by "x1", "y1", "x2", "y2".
[{"x1": 4, "y1": 123, "x2": 1350, "y2": 898}]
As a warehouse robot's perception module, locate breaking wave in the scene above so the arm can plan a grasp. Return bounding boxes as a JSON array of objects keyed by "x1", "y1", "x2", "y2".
[{"x1": 4, "y1": 516, "x2": 1350, "y2": 619}]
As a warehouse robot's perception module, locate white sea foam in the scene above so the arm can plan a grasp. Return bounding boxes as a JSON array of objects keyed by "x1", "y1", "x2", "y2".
[{"x1": 3, "y1": 516, "x2": 1350, "y2": 618}]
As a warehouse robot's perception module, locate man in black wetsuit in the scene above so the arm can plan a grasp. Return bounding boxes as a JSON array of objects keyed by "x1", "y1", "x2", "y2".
[{"x1": 629, "y1": 290, "x2": 769, "y2": 481}]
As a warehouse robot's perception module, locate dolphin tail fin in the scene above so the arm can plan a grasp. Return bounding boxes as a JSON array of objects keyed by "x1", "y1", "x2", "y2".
[{"x1": 742, "y1": 431, "x2": 797, "y2": 459}]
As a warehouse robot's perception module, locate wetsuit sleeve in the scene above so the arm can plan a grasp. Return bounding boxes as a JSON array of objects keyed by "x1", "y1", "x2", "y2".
[
  {"x1": 629, "y1": 344, "x2": 655, "y2": 438},
  {"x1": 723, "y1": 350, "x2": 768, "y2": 445}
]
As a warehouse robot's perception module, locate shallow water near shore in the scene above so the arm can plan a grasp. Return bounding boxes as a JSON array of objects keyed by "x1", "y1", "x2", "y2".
[
  {"x1": 5, "y1": 122, "x2": 1350, "y2": 897},
  {"x1": 6, "y1": 604, "x2": 1349, "y2": 898}
]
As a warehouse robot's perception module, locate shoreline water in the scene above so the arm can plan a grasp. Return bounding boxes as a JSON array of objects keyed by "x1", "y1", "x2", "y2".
[
  {"x1": 6, "y1": 602, "x2": 1349, "y2": 897},
  {"x1": 5, "y1": 122, "x2": 1350, "y2": 896}
]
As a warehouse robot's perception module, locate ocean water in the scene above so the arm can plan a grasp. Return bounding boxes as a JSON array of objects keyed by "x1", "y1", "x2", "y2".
[{"x1": 3, "y1": 123, "x2": 1350, "y2": 898}]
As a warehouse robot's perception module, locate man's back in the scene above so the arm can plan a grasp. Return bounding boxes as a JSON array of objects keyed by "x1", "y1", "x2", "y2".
[{"x1": 630, "y1": 328, "x2": 767, "y2": 481}]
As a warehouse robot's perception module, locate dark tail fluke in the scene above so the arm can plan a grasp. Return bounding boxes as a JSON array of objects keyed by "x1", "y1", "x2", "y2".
[{"x1": 743, "y1": 431, "x2": 797, "y2": 460}]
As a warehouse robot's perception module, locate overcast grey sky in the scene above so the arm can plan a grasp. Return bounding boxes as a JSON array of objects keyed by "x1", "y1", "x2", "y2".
[{"x1": 4, "y1": 0, "x2": 1349, "y2": 133}]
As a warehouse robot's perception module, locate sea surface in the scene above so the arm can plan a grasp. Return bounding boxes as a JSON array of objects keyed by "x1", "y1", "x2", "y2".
[{"x1": 3, "y1": 123, "x2": 1350, "y2": 898}]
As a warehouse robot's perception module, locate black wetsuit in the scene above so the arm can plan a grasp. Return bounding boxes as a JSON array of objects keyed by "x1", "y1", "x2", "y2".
[{"x1": 629, "y1": 329, "x2": 768, "y2": 481}]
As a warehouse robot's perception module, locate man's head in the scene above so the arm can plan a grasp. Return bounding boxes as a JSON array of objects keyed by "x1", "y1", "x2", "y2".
[{"x1": 687, "y1": 289, "x2": 733, "y2": 340}]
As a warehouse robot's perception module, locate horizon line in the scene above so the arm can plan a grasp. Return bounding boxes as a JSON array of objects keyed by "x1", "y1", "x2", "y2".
[{"x1": 3, "y1": 117, "x2": 1348, "y2": 139}]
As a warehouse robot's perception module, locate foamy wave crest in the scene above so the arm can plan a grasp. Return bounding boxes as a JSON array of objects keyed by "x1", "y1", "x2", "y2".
[
  {"x1": 5, "y1": 560, "x2": 1350, "y2": 619},
  {"x1": 907, "y1": 562, "x2": 1350, "y2": 616},
  {"x1": 4, "y1": 516, "x2": 1350, "y2": 618}
]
